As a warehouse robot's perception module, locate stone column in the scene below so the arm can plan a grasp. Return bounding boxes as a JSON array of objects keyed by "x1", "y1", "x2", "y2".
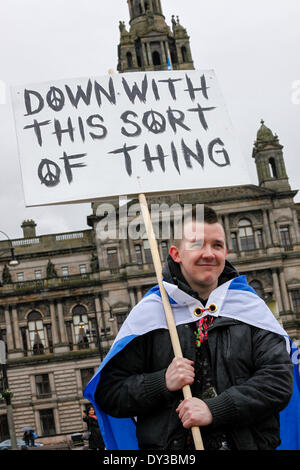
[
  {"x1": 146, "y1": 43, "x2": 153, "y2": 66},
  {"x1": 11, "y1": 306, "x2": 22, "y2": 351},
  {"x1": 142, "y1": 42, "x2": 148, "y2": 66},
  {"x1": 160, "y1": 41, "x2": 167, "y2": 64},
  {"x1": 224, "y1": 215, "x2": 233, "y2": 251},
  {"x1": 4, "y1": 307, "x2": 14, "y2": 352},
  {"x1": 263, "y1": 209, "x2": 272, "y2": 247},
  {"x1": 137, "y1": 287, "x2": 143, "y2": 302},
  {"x1": 272, "y1": 269, "x2": 283, "y2": 312},
  {"x1": 268, "y1": 210, "x2": 280, "y2": 246},
  {"x1": 129, "y1": 288, "x2": 137, "y2": 308},
  {"x1": 57, "y1": 301, "x2": 68, "y2": 344},
  {"x1": 94, "y1": 296, "x2": 102, "y2": 332},
  {"x1": 25, "y1": 329, "x2": 32, "y2": 356},
  {"x1": 279, "y1": 270, "x2": 291, "y2": 311},
  {"x1": 49, "y1": 302, "x2": 59, "y2": 345}
]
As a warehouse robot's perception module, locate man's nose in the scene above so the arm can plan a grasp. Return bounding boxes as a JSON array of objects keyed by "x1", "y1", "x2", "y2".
[{"x1": 201, "y1": 245, "x2": 214, "y2": 257}]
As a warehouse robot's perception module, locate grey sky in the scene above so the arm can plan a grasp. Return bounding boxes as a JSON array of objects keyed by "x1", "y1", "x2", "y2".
[{"x1": 0, "y1": 0, "x2": 299, "y2": 239}]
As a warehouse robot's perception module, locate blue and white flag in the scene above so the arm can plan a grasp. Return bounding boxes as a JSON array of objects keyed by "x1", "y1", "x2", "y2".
[
  {"x1": 167, "y1": 55, "x2": 173, "y2": 71},
  {"x1": 83, "y1": 275, "x2": 299, "y2": 450},
  {"x1": 277, "y1": 340, "x2": 300, "y2": 450}
]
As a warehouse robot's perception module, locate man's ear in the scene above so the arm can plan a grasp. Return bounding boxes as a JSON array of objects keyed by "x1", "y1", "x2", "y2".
[{"x1": 169, "y1": 245, "x2": 181, "y2": 263}]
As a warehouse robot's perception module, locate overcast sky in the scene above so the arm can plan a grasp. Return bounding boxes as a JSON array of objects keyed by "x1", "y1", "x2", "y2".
[{"x1": 0, "y1": 0, "x2": 299, "y2": 239}]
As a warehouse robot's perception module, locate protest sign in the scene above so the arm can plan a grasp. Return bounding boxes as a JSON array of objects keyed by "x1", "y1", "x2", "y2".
[{"x1": 12, "y1": 70, "x2": 250, "y2": 207}]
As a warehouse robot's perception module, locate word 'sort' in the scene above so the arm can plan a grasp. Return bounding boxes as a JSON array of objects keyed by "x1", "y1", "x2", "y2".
[{"x1": 37, "y1": 137, "x2": 230, "y2": 187}]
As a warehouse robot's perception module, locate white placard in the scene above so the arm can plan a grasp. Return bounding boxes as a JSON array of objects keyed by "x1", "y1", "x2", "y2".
[{"x1": 11, "y1": 70, "x2": 250, "y2": 207}]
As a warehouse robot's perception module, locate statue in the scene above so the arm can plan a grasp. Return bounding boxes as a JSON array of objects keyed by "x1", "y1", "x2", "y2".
[
  {"x1": 171, "y1": 15, "x2": 177, "y2": 30},
  {"x1": 119, "y1": 21, "x2": 126, "y2": 34},
  {"x1": 46, "y1": 259, "x2": 57, "y2": 278},
  {"x1": 2, "y1": 264, "x2": 12, "y2": 284},
  {"x1": 90, "y1": 253, "x2": 99, "y2": 273}
]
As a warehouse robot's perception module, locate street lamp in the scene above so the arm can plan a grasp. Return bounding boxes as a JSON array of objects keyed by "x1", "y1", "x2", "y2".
[
  {"x1": 0, "y1": 335, "x2": 18, "y2": 450},
  {"x1": 0, "y1": 230, "x2": 19, "y2": 267}
]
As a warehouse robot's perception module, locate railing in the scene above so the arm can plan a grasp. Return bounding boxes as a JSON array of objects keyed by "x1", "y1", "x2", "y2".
[
  {"x1": 12, "y1": 238, "x2": 40, "y2": 246},
  {"x1": 55, "y1": 232, "x2": 84, "y2": 241},
  {"x1": 9, "y1": 273, "x2": 94, "y2": 292}
]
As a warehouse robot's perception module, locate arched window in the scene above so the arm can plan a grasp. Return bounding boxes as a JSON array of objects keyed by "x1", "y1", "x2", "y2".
[
  {"x1": 181, "y1": 46, "x2": 188, "y2": 63},
  {"x1": 28, "y1": 311, "x2": 45, "y2": 355},
  {"x1": 138, "y1": 1, "x2": 143, "y2": 14},
  {"x1": 249, "y1": 280, "x2": 264, "y2": 298},
  {"x1": 152, "y1": 51, "x2": 161, "y2": 66},
  {"x1": 126, "y1": 52, "x2": 133, "y2": 69},
  {"x1": 269, "y1": 157, "x2": 278, "y2": 178},
  {"x1": 238, "y1": 219, "x2": 255, "y2": 251},
  {"x1": 72, "y1": 305, "x2": 89, "y2": 349}
]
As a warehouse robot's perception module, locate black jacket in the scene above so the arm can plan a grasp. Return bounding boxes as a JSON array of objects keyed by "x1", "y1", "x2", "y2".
[
  {"x1": 96, "y1": 258, "x2": 293, "y2": 450},
  {"x1": 83, "y1": 413, "x2": 105, "y2": 449}
]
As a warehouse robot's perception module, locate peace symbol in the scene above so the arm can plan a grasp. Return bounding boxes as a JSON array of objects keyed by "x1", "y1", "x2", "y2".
[
  {"x1": 46, "y1": 87, "x2": 65, "y2": 111},
  {"x1": 142, "y1": 110, "x2": 166, "y2": 134},
  {"x1": 38, "y1": 158, "x2": 61, "y2": 187}
]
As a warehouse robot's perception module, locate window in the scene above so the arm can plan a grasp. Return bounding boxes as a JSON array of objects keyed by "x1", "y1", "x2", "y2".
[
  {"x1": 28, "y1": 311, "x2": 45, "y2": 355},
  {"x1": 80, "y1": 368, "x2": 95, "y2": 390},
  {"x1": 0, "y1": 415, "x2": 9, "y2": 441},
  {"x1": 280, "y1": 226, "x2": 292, "y2": 251},
  {"x1": 79, "y1": 264, "x2": 87, "y2": 278},
  {"x1": 135, "y1": 245, "x2": 143, "y2": 265},
  {"x1": 79, "y1": 264, "x2": 86, "y2": 274},
  {"x1": 126, "y1": 52, "x2": 133, "y2": 68},
  {"x1": 72, "y1": 305, "x2": 89, "y2": 349},
  {"x1": 107, "y1": 248, "x2": 119, "y2": 273},
  {"x1": 238, "y1": 219, "x2": 255, "y2": 251},
  {"x1": 269, "y1": 157, "x2": 278, "y2": 178},
  {"x1": 35, "y1": 269, "x2": 42, "y2": 279},
  {"x1": 36, "y1": 374, "x2": 51, "y2": 398},
  {"x1": 231, "y1": 233, "x2": 238, "y2": 252},
  {"x1": 181, "y1": 46, "x2": 188, "y2": 63},
  {"x1": 100, "y1": 326, "x2": 111, "y2": 336},
  {"x1": 61, "y1": 266, "x2": 69, "y2": 278},
  {"x1": 257, "y1": 229, "x2": 264, "y2": 249},
  {"x1": 17, "y1": 272, "x2": 24, "y2": 282},
  {"x1": 291, "y1": 290, "x2": 300, "y2": 313},
  {"x1": 39, "y1": 409, "x2": 55, "y2": 436},
  {"x1": 143, "y1": 240, "x2": 152, "y2": 264},
  {"x1": 116, "y1": 312, "x2": 128, "y2": 331},
  {"x1": 152, "y1": 51, "x2": 161, "y2": 66}
]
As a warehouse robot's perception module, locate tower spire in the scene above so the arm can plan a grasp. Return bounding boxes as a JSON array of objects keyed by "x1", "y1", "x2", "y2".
[
  {"x1": 118, "y1": 0, "x2": 194, "y2": 72},
  {"x1": 252, "y1": 120, "x2": 291, "y2": 191}
]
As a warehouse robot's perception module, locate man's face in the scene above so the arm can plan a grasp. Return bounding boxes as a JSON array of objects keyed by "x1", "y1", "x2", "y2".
[{"x1": 170, "y1": 221, "x2": 227, "y2": 295}]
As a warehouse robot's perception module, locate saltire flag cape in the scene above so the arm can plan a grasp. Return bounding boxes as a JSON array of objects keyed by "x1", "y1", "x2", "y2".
[{"x1": 83, "y1": 275, "x2": 300, "y2": 450}]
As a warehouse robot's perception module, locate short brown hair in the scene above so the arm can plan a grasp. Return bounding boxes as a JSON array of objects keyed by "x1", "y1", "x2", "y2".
[{"x1": 173, "y1": 205, "x2": 220, "y2": 246}]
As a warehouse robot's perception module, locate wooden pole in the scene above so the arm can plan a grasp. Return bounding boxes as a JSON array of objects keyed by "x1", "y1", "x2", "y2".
[{"x1": 138, "y1": 193, "x2": 204, "y2": 450}]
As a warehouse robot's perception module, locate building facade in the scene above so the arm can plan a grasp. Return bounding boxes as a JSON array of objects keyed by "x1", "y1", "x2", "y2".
[{"x1": 0, "y1": 0, "x2": 299, "y2": 445}]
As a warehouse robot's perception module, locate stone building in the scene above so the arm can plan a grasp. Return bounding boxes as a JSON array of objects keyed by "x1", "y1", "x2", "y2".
[{"x1": 0, "y1": 0, "x2": 299, "y2": 445}]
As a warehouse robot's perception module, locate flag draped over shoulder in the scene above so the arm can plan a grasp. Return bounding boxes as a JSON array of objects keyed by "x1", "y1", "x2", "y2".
[
  {"x1": 83, "y1": 275, "x2": 299, "y2": 450},
  {"x1": 277, "y1": 341, "x2": 300, "y2": 450}
]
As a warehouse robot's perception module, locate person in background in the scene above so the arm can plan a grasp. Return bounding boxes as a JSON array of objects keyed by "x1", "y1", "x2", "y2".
[{"x1": 82, "y1": 404, "x2": 105, "y2": 450}]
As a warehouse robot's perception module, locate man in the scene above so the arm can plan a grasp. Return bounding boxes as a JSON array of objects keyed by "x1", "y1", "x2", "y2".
[{"x1": 88, "y1": 206, "x2": 293, "y2": 450}]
